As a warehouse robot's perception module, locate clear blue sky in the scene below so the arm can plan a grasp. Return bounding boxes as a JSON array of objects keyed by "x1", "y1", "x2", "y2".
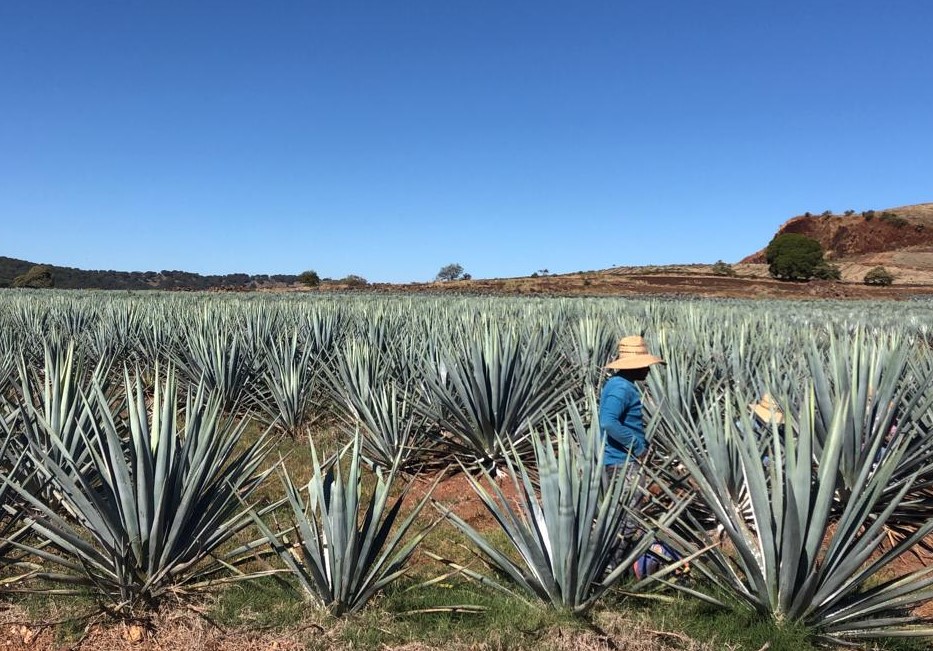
[{"x1": 2, "y1": 1, "x2": 931, "y2": 282}]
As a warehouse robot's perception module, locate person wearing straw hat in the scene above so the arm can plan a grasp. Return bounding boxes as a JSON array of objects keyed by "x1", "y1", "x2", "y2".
[
  {"x1": 750, "y1": 393, "x2": 784, "y2": 468},
  {"x1": 750, "y1": 393, "x2": 784, "y2": 428},
  {"x1": 599, "y1": 335, "x2": 665, "y2": 471}
]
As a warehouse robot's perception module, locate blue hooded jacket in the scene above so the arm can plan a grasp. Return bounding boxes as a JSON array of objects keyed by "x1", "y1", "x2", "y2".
[{"x1": 598, "y1": 375, "x2": 647, "y2": 466}]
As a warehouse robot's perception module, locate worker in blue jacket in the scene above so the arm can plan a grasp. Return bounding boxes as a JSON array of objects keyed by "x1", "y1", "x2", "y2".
[
  {"x1": 599, "y1": 334, "x2": 665, "y2": 569},
  {"x1": 599, "y1": 335, "x2": 665, "y2": 471}
]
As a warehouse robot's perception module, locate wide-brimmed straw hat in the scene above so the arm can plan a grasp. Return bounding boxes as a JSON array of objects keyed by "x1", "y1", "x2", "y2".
[
  {"x1": 750, "y1": 393, "x2": 784, "y2": 425},
  {"x1": 605, "y1": 335, "x2": 665, "y2": 370}
]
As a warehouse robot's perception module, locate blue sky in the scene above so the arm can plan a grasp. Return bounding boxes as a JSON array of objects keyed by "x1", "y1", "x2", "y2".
[{"x1": 2, "y1": 1, "x2": 931, "y2": 282}]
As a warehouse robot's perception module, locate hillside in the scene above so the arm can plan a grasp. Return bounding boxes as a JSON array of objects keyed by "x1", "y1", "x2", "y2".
[
  {"x1": 6, "y1": 202, "x2": 933, "y2": 297},
  {"x1": 0, "y1": 256, "x2": 299, "y2": 291},
  {"x1": 741, "y1": 203, "x2": 933, "y2": 283}
]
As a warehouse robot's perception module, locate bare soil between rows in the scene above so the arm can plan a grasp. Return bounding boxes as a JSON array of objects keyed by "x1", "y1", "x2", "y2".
[{"x1": 352, "y1": 273, "x2": 933, "y2": 301}]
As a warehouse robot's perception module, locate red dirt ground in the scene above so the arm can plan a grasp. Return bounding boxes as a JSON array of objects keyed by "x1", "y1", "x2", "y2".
[
  {"x1": 409, "y1": 468, "x2": 524, "y2": 532},
  {"x1": 374, "y1": 272, "x2": 933, "y2": 300}
]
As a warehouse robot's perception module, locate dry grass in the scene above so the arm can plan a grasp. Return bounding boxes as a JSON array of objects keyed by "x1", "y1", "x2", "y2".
[
  {"x1": 0, "y1": 603, "x2": 310, "y2": 651},
  {"x1": 0, "y1": 601, "x2": 730, "y2": 651}
]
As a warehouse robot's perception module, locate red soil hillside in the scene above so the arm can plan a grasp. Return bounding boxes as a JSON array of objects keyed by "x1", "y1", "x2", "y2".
[{"x1": 742, "y1": 203, "x2": 933, "y2": 263}]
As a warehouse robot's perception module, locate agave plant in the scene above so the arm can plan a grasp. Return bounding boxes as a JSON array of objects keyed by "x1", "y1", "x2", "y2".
[
  {"x1": 436, "y1": 409, "x2": 689, "y2": 613},
  {"x1": 808, "y1": 329, "x2": 908, "y2": 492},
  {"x1": 2, "y1": 368, "x2": 275, "y2": 614},
  {"x1": 0, "y1": 413, "x2": 39, "y2": 579},
  {"x1": 561, "y1": 315, "x2": 617, "y2": 396},
  {"x1": 808, "y1": 330, "x2": 933, "y2": 545},
  {"x1": 893, "y1": 354, "x2": 933, "y2": 535},
  {"x1": 83, "y1": 304, "x2": 140, "y2": 364},
  {"x1": 247, "y1": 436, "x2": 438, "y2": 615},
  {"x1": 326, "y1": 338, "x2": 434, "y2": 470},
  {"x1": 664, "y1": 388, "x2": 933, "y2": 643},
  {"x1": 301, "y1": 305, "x2": 347, "y2": 361},
  {"x1": 13, "y1": 340, "x2": 112, "y2": 484},
  {"x1": 173, "y1": 322, "x2": 256, "y2": 414},
  {"x1": 419, "y1": 325, "x2": 574, "y2": 469},
  {"x1": 0, "y1": 352, "x2": 16, "y2": 402},
  {"x1": 251, "y1": 330, "x2": 320, "y2": 436}
]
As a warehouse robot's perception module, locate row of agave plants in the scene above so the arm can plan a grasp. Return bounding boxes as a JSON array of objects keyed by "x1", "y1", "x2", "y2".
[{"x1": 1, "y1": 291, "x2": 933, "y2": 644}]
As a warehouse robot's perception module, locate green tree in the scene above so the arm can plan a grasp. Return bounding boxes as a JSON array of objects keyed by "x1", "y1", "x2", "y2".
[
  {"x1": 436, "y1": 263, "x2": 465, "y2": 281},
  {"x1": 864, "y1": 266, "x2": 894, "y2": 286},
  {"x1": 298, "y1": 270, "x2": 321, "y2": 287},
  {"x1": 12, "y1": 265, "x2": 54, "y2": 288},
  {"x1": 765, "y1": 233, "x2": 827, "y2": 281}
]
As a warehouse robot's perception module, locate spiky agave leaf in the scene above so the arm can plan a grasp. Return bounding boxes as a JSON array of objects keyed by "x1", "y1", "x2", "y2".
[
  {"x1": 437, "y1": 410, "x2": 689, "y2": 613},
  {"x1": 1, "y1": 367, "x2": 275, "y2": 614},
  {"x1": 247, "y1": 435, "x2": 439, "y2": 615},
  {"x1": 665, "y1": 387, "x2": 933, "y2": 643}
]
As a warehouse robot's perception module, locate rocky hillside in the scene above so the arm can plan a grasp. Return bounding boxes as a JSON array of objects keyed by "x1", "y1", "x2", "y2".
[
  {"x1": 741, "y1": 203, "x2": 933, "y2": 283},
  {"x1": 743, "y1": 204, "x2": 933, "y2": 262}
]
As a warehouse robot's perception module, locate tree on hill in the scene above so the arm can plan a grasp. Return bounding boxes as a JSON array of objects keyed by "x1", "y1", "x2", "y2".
[
  {"x1": 12, "y1": 265, "x2": 54, "y2": 288},
  {"x1": 765, "y1": 233, "x2": 832, "y2": 281},
  {"x1": 436, "y1": 263, "x2": 465, "y2": 281},
  {"x1": 298, "y1": 270, "x2": 321, "y2": 287}
]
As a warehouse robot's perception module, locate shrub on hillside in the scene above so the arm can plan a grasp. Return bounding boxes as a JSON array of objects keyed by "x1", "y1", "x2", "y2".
[
  {"x1": 864, "y1": 266, "x2": 894, "y2": 286},
  {"x1": 765, "y1": 233, "x2": 828, "y2": 281},
  {"x1": 711, "y1": 260, "x2": 736, "y2": 277},
  {"x1": 813, "y1": 262, "x2": 842, "y2": 281},
  {"x1": 341, "y1": 274, "x2": 368, "y2": 288},
  {"x1": 879, "y1": 212, "x2": 907, "y2": 227}
]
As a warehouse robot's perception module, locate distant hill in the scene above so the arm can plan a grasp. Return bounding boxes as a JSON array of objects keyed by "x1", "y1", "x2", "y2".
[
  {"x1": 741, "y1": 203, "x2": 933, "y2": 283},
  {"x1": 7, "y1": 203, "x2": 933, "y2": 295},
  {"x1": 0, "y1": 256, "x2": 299, "y2": 290}
]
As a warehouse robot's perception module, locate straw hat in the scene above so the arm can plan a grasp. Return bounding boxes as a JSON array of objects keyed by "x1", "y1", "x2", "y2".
[
  {"x1": 605, "y1": 335, "x2": 665, "y2": 370},
  {"x1": 750, "y1": 393, "x2": 784, "y2": 425}
]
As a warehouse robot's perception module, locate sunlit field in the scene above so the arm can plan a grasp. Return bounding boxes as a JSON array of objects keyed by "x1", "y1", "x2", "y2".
[{"x1": 2, "y1": 289, "x2": 933, "y2": 650}]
